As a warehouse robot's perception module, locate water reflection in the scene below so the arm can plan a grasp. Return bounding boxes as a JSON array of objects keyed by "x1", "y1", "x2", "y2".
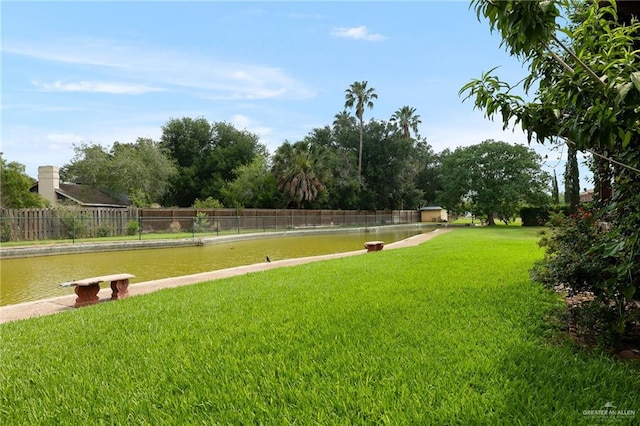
[{"x1": 1, "y1": 228, "x2": 427, "y2": 306}]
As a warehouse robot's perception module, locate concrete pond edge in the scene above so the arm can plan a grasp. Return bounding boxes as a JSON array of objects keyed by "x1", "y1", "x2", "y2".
[{"x1": 0, "y1": 226, "x2": 453, "y2": 323}]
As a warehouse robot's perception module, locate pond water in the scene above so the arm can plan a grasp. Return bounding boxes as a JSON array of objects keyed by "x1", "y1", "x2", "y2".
[{"x1": 1, "y1": 227, "x2": 428, "y2": 306}]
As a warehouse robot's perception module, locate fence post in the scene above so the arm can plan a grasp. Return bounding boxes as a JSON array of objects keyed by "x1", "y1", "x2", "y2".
[
  {"x1": 72, "y1": 216, "x2": 76, "y2": 243},
  {"x1": 138, "y1": 216, "x2": 142, "y2": 240}
]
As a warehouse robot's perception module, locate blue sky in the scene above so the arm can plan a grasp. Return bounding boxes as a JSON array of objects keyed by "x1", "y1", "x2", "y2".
[{"x1": 2, "y1": 1, "x2": 591, "y2": 189}]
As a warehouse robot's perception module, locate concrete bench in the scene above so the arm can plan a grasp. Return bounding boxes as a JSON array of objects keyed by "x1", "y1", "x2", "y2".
[
  {"x1": 70, "y1": 273, "x2": 135, "y2": 308},
  {"x1": 364, "y1": 241, "x2": 384, "y2": 252}
]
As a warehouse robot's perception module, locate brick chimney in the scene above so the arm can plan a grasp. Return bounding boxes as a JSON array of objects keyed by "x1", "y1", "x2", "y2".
[{"x1": 38, "y1": 166, "x2": 60, "y2": 205}]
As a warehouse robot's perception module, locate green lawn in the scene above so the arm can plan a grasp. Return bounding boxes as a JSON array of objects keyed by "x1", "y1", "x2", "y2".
[{"x1": 1, "y1": 227, "x2": 638, "y2": 424}]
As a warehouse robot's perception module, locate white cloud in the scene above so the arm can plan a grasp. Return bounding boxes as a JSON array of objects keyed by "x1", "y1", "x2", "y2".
[
  {"x1": 231, "y1": 114, "x2": 252, "y2": 129},
  {"x1": 6, "y1": 38, "x2": 315, "y2": 100},
  {"x1": 3, "y1": 40, "x2": 127, "y2": 68},
  {"x1": 33, "y1": 80, "x2": 164, "y2": 95},
  {"x1": 45, "y1": 132, "x2": 85, "y2": 145},
  {"x1": 231, "y1": 114, "x2": 274, "y2": 140},
  {"x1": 331, "y1": 26, "x2": 386, "y2": 41},
  {"x1": 1, "y1": 103, "x2": 82, "y2": 112}
]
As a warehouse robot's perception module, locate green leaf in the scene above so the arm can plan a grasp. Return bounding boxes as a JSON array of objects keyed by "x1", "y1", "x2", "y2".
[
  {"x1": 615, "y1": 82, "x2": 633, "y2": 105},
  {"x1": 631, "y1": 71, "x2": 640, "y2": 92},
  {"x1": 604, "y1": 239, "x2": 625, "y2": 257},
  {"x1": 621, "y1": 285, "x2": 636, "y2": 301},
  {"x1": 621, "y1": 131, "x2": 631, "y2": 148}
]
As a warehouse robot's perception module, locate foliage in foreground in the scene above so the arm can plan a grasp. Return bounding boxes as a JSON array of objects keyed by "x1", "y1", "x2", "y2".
[
  {"x1": 533, "y1": 205, "x2": 640, "y2": 344},
  {"x1": 1, "y1": 228, "x2": 639, "y2": 424},
  {"x1": 463, "y1": 0, "x2": 640, "y2": 354}
]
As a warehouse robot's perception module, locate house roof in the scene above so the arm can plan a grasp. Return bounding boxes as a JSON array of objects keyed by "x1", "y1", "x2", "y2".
[
  {"x1": 31, "y1": 182, "x2": 129, "y2": 207},
  {"x1": 59, "y1": 183, "x2": 128, "y2": 207},
  {"x1": 419, "y1": 206, "x2": 445, "y2": 211}
]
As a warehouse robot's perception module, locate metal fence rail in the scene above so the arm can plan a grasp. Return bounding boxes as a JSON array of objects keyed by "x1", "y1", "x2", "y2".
[{"x1": 0, "y1": 208, "x2": 421, "y2": 242}]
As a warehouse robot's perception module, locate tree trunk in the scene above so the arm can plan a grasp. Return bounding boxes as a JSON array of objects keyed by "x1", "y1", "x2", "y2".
[
  {"x1": 358, "y1": 120, "x2": 364, "y2": 181},
  {"x1": 594, "y1": 154, "x2": 612, "y2": 203},
  {"x1": 486, "y1": 213, "x2": 496, "y2": 226}
]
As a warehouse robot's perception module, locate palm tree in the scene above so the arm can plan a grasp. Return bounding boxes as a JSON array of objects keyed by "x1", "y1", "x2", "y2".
[
  {"x1": 390, "y1": 106, "x2": 421, "y2": 139},
  {"x1": 273, "y1": 142, "x2": 325, "y2": 209},
  {"x1": 344, "y1": 81, "x2": 377, "y2": 180},
  {"x1": 332, "y1": 110, "x2": 356, "y2": 130}
]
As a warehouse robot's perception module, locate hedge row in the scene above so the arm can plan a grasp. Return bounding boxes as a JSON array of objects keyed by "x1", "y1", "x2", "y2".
[{"x1": 520, "y1": 205, "x2": 572, "y2": 226}]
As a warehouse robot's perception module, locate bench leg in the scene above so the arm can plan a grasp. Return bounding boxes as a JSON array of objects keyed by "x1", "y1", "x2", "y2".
[
  {"x1": 110, "y1": 279, "x2": 130, "y2": 300},
  {"x1": 74, "y1": 284, "x2": 100, "y2": 308}
]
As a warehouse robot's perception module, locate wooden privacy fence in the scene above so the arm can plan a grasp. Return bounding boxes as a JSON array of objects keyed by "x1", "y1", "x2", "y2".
[
  {"x1": 0, "y1": 208, "x2": 421, "y2": 241},
  {"x1": 1, "y1": 208, "x2": 138, "y2": 241}
]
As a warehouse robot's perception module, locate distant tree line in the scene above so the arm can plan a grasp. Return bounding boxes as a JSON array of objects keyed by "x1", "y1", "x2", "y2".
[{"x1": 2, "y1": 81, "x2": 558, "y2": 222}]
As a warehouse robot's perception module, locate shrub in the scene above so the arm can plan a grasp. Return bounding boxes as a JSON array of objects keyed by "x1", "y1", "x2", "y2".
[
  {"x1": 532, "y1": 207, "x2": 602, "y2": 293},
  {"x1": 96, "y1": 224, "x2": 113, "y2": 238},
  {"x1": 0, "y1": 218, "x2": 12, "y2": 242},
  {"x1": 192, "y1": 212, "x2": 210, "y2": 233},
  {"x1": 569, "y1": 300, "x2": 620, "y2": 348},
  {"x1": 126, "y1": 220, "x2": 140, "y2": 236},
  {"x1": 520, "y1": 205, "x2": 571, "y2": 226},
  {"x1": 520, "y1": 207, "x2": 549, "y2": 226},
  {"x1": 53, "y1": 207, "x2": 89, "y2": 239},
  {"x1": 192, "y1": 197, "x2": 224, "y2": 209},
  {"x1": 532, "y1": 204, "x2": 640, "y2": 342}
]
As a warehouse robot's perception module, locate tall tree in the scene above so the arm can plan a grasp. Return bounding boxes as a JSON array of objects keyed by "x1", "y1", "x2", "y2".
[
  {"x1": 0, "y1": 155, "x2": 50, "y2": 208},
  {"x1": 202, "y1": 122, "x2": 267, "y2": 202},
  {"x1": 390, "y1": 106, "x2": 421, "y2": 139},
  {"x1": 563, "y1": 144, "x2": 580, "y2": 210},
  {"x1": 272, "y1": 142, "x2": 326, "y2": 209},
  {"x1": 413, "y1": 140, "x2": 441, "y2": 207},
  {"x1": 61, "y1": 139, "x2": 176, "y2": 206},
  {"x1": 438, "y1": 140, "x2": 550, "y2": 225},
  {"x1": 61, "y1": 143, "x2": 112, "y2": 187},
  {"x1": 552, "y1": 170, "x2": 560, "y2": 205},
  {"x1": 112, "y1": 139, "x2": 177, "y2": 206},
  {"x1": 160, "y1": 118, "x2": 266, "y2": 206},
  {"x1": 358, "y1": 120, "x2": 421, "y2": 210},
  {"x1": 344, "y1": 81, "x2": 377, "y2": 180},
  {"x1": 222, "y1": 155, "x2": 278, "y2": 208},
  {"x1": 302, "y1": 123, "x2": 359, "y2": 209},
  {"x1": 332, "y1": 110, "x2": 357, "y2": 133},
  {"x1": 160, "y1": 117, "x2": 213, "y2": 206}
]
